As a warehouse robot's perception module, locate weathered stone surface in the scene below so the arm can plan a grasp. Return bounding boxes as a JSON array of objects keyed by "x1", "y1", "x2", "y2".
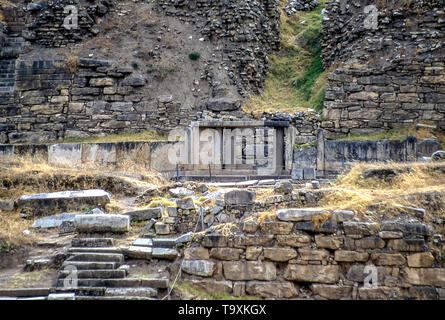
[
  {"x1": 243, "y1": 220, "x2": 259, "y2": 233},
  {"x1": 259, "y1": 221, "x2": 293, "y2": 235},
  {"x1": 210, "y1": 248, "x2": 243, "y2": 261},
  {"x1": 169, "y1": 187, "x2": 194, "y2": 198},
  {"x1": 403, "y1": 268, "x2": 445, "y2": 287},
  {"x1": 276, "y1": 208, "x2": 327, "y2": 222},
  {"x1": 387, "y1": 239, "x2": 425, "y2": 252},
  {"x1": 335, "y1": 250, "x2": 369, "y2": 263},
  {"x1": 276, "y1": 234, "x2": 311, "y2": 247},
  {"x1": 186, "y1": 279, "x2": 232, "y2": 294},
  {"x1": 224, "y1": 190, "x2": 256, "y2": 206},
  {"x1": 358, "y1": 287, "x2": 400, "y2": 300},
  {"x1": 263, "y1": 247, "x2": 298, "y2": 262},
  {"x1": 182, "y1": 260, "x2": 215, "y2": 277},
  {"x1": 343, "y1": 221, "x2": 380, "y2": 236},
  {"x1": 346, "y1": 265, "x2": 393, "y2": 283},
  {"x1": 18, "y1": 189, "x2": 111, "y2": 217},
  {"x1": 355, "y1": 236, "x2": 386, "y2": 249},
  {"x1": 371, "y1": 253, "x2": 406, "y2": 266},
  {"x1": 381, "y1": 221, "x2": 433, "y2": 237},
  {"x1": 123, "y1": 246, "x2": 152, "y2": 259},
  {"x1": 378, "y1": 231, "x2": 403, "y2": 239},
  {"x1": 223, "y1": 261, "x2": 276, "y2": 281},
  {"x1": 298, "y1": 248, "x2": 330, "y2": 261},
  {"x1": 184, "y1": 247, "x2": 209, "y2": 260},
  {"x1": 202, "y1": 234, "x2": 228, "y2": 248},
  {"x1": 311, "y1": 284, "x2": 353, "y2": 300},
  {"x1": 332, "y1": 210, "x2": 355, "y2": 222},
  {"x1": 154, "y1": 222, "x2": 170, "y2": 235},
  {"x1": 74, "y1": 214, "x2": 129, "y2": 233},
  {"x1": 152, "y1": 248, "x2": 178, "y2": 260},
  {"x1": 31, "y1": 212, "x2": 83, "y2": 229},
  {"x1": 246, "y1": 281, "x2": 298, "y2": 299},
  {"x1": 315, "y1": 235, "x2": 343, "y2": 249},
  {"x1": 124, "y1": 208, "x2": 162, "y2": 222},
  {"x1": 273, "y1": 181, "x2": 293, "y2": 195},
  {"x1": 284, "y1": 265, "x2": 339, "y2": 284},
  {"x1": 233, "y1": 234, "x2": 274, "y2": 247},
  {"x1": 407, "y1": 253, "x2": 435, "y2": 268},
  {"x1": 294, "y1": 221, "x2": 337, "y2": 234},
  {"x1": 176, "y1": 197, "x2": 195, "y2": 210},
  {"x1": 246, "y1": 246, "x2": 263, "y2": 260}
]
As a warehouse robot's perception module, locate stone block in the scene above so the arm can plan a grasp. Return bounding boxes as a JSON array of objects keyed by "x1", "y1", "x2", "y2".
[
  {"x1": 223, "y1": 261, "x2": 276, "y2": 281},
  {"x1": 335, "y1": 250, "x2": 369, "y2": 263},
  {"x1": 298, "y1": 248, "x2": 330, "y2": 261},
  {"x1": 184, "y1": 247, "x2": 209, "y2": 260},
  {"x1": 259, "y1": 221, "x2": 293, "y2": 234},
  {"x1": 276, "y1": 234, "x2": 311, "y2": 247},
  {"x1": 407, "y1": 253, "x2": 435, "y2": 268},
  {"x1": 315, "y1": 235, "x2": 343, "y2": 250},
  {"x1": 343, "y1": 221, "x2": 380, "y2": 236},
  {"x1": 182, "y1": 260, "x2": 215, "y2": 277},
  {"x1": 311, "y1": 284, "x2": 353, "y2": 300},
  {"x1": 187, "y1": 279, "x2": 232, "y2": 294},
  {"x1": 284, "y1": 265, "x2": 340, "y2": 284},
  {"x1": 246, "y1": 246, "x2": 263, "y2": 260},
  {"x1": 74, "y1": 214, "x2": 129, "y2": 233},
  {"x1": 276, "y1": 208, "x2": 327, "y2": 222},
  {"x1": 246, "y1": 281, "x2": 298, "y2": 299},
  {"x1": 263, "y1": 247, "x2": 298, "y2": 262},
  {"x1": 403, "y1": 268, "x2": 445, "y2": 287},
  {"x1": 209, "y1": 248, "x2": 243, "y2": 261},
  {"x1": 224, "y1": 189, "x2": 256, "y2": 206},
  {"x1": 371, "y1": 253, "x2": 406, "y2": 266}
]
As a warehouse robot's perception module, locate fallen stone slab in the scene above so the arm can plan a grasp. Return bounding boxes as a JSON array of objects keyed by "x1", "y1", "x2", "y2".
[
  {"x1": 124, "y1": 207, "x2": 163, "y2": 222},
  {"x1": 224, "y1": 189, "x2": 256, "y2": 206},
  {"x1": 32, "y1": 212, "x2": 79, "y2": 229},
  {"x1": 74, "y1": 214, "x2": 129, "y2": 233},
  {"x1": 276, "y1": 208, "x2": 328, "y2": 222},
  {"x1": 132, "y1": 238, "x2": 153, "y2": 247},
  {"x1": 18, "y1": 189, "x2": 111, "y2": 217},
  {"x1": 122, "y1": 246, "x2": 152, "y2": 259},
  {"x1": 152, "y1": 248, "x2": 178, "y2": 260},
  {"x1": 169, "y1": 187, "x2": 195, "y2": 198}
]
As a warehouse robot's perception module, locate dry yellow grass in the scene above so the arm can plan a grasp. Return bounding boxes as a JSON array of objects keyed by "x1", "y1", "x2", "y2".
[
  {"x1": 0, "y1": 211, "x2": 42, "y2": 247},
  {"x1": 319, "y1": 161, "x2": 445, "y2": 224}
]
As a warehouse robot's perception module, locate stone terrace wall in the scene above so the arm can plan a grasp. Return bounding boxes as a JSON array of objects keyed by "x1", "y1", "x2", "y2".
[
  {"x1": 2, "y1": 58, "x2": 197, "y2": 143},
  {"x1": 321, "y1": 0, "x2": 445, "y2": 137},
  {"x1": 156, "y1": 0, "x2": 280, "y2": 98},
  {"x1": 179, "y1": 208, "x2": 445, "y2": 299}
]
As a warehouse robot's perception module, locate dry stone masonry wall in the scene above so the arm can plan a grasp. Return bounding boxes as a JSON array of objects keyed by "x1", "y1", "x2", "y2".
[
  {"x1": 180, "y1": 208, "x2": 445, "y2": 299},
  {"x1": 321, "y1": 0, "x2": 445, "y2": 137}
]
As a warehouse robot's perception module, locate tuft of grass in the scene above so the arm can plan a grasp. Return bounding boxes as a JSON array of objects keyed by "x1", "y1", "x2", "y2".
[
  {"x1": 188, "y1": 52, "x2": 200, "y2": 61},
  {"x1": 243, "y1": 0, "x2": 328, "y2": 114},
  {"x1": 146, "y1": 197, "x2": 177, "y2": 209},
  {"x1": 177, "y1": 282, "x2": 261, "y2": 300},
  {"x1": 334, "y1": 123, "x2": 445, "y2": 148}
]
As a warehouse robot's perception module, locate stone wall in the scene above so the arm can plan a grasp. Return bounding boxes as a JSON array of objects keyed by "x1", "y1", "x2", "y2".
[
  {"x1": 321, "y1": 0, "x2": 445, "y2": 137},
  {"x1": 156, "y1": 0, "x2": 281, "y2": 98},
  {"x1": 179, "y1": 208, "x2": 445, "y2": 299},
  {"x1": 2, "y1": 57, "x2": 198, "y2": 143},
  {"x1": 22, "y1": 0, "x2": 111, "y2": 46}
]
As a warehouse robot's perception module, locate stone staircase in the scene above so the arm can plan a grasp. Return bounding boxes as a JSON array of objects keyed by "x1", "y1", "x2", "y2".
[{"x1": 50, "y1": 237, "x2": 171, "y2": 300}]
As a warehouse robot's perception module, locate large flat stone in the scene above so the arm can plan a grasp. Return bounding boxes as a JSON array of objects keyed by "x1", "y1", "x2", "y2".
[
  {"x1": 74, "y1": 214, "x2": 129, "y2": 233},
  {"x1": 311, "y1": 284, "x2": 353, "y2": 300},
  {"x1": 404, "y1": 268, "x2": 445, "y2": 287},
  {"x1": 224, "y1": 189, "x2": 256, "y2": 206},
  {"x1": 246, "y1": 281, "x2": 298, "y2": 299},
  {"x1": 124, "y1": 208, "x2": 162, "y2": 222},
  {"x1": 186, "y1": 279, "x2": 233, "y2": 294},
  {"x1": 276, "y1": 208, "x2": 326, "y2": 222},
  {"x1": 263, "y1": 248, "x2": 298, "y2": 262},
  {"x1": 223, "y1": 261, "x2": 276, "y2": 281},
  {"x1": 31, "y1": 212, "x2": 82, "y2": 229},
  {"x1": 343, "y1": 221, "x2": 380, "y2": 236},
  {"x1": 182, "y1": 260, "x2": 215, "y2": 277},
  {"x1": 18, "y1": 189, "x2": 111, "y2": 217},
  {"x1": 284, "y1": 265, "x2": 340, "y2": 283}
]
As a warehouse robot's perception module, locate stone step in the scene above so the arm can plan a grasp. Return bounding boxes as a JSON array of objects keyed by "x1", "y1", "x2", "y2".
[
  {"x1": 152, "y1": 247, "x2": 179, "y2": 260},
  {"x1": 71, "y1": 238, "x2": 115, "y2": 248},
  {"x1": 66, "y1": 252, "x2": 124, "y2": 263},
  {"x1": 76, "y1": 295, "x2": 156, "y2": 300},
  {"x1": 152, "y1": 238, "x2": 177, "y2": 248},
  {"x1": 105, "y1": 287, "x2": 158, "y2": 298},
  {"x1": 58, "y1": 269, "x2": 127, "y2": 279},
  {"x1": 68, "y1": 247, "x2": 122, "y2": 254},
  {"x1": 0, "y1": 288, "x2": 50, "y2": 297},
  {"x1": 52, "y1": 286, "x2": 106, "y2": 296},
  {"x1": 62, "y1": 261, "x2": 119, "y2": 271},
  {"x1": 55, "y1": 277, "x2": 169, "y2": 289}
]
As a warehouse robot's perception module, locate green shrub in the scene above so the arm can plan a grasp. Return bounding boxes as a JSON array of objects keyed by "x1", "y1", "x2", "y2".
[{"x1": 188, "y1": 52, "x2": 200, "y2": 61}]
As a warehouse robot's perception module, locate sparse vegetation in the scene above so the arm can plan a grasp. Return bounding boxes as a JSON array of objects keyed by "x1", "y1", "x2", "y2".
[
  {"x1": 188, "y1": 52, "x2": 200, "y2": 61},
  {"x1": 61, "y1": 129, "x2": 167, "y2": 144},
  {"x1": 243, "y1": 0, "x2": 328, "y2": 114}
]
